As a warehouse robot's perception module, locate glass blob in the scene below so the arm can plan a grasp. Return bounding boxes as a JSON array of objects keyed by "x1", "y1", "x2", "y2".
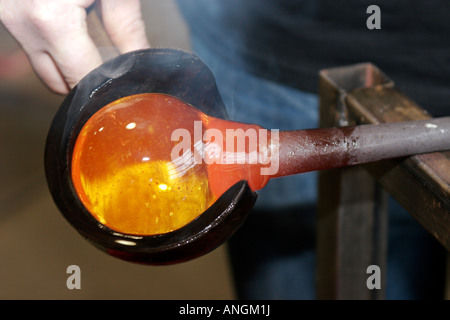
[
  {"x1": 71, "y1": 94, "x2": 216, "y2": 235},
  {"x1": 71, "y1": 93, "x2": 270, "y2": 236}
]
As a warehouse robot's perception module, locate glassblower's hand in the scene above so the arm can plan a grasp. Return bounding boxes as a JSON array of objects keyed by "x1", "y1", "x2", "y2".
[{"x1": 0, "y1": 0, "x2": 150, "y2": 94}]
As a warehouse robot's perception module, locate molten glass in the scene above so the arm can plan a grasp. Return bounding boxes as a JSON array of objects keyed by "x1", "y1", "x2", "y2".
[
  {"x1": 71, "y1": 92, "x2": 447, "y2": 237},
  {"x1": 71, "y1": 93, "x2": 269, "y2": 236}
]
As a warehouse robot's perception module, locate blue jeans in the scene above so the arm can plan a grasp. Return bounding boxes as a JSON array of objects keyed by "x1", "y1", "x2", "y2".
[{"x1": 187, "y1": 26, "x2": 446, "y2": 300}]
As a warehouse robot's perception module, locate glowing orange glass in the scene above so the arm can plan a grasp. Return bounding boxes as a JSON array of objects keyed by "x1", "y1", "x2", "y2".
[
  {"x1": 71, "y1": 93, "x2": 269, "y2": 236},
  {"x1": 71, "y1": 92, "x2": 447, "y2": 237}
]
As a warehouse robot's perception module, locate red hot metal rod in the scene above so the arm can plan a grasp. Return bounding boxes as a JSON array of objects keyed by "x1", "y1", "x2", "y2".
[{"x1": 273, "y1": 116, "x2": 450, "y2": 178}]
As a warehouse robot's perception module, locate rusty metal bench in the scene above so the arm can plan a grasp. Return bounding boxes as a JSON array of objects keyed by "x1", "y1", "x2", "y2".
[{"x1": 316, "y1": 63, "x2": 450, "y2": 299}]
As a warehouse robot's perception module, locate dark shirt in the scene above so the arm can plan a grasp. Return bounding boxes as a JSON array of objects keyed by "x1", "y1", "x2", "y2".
[{"x1": 177, "y1": 0, "x2": 450, "y2": 116}]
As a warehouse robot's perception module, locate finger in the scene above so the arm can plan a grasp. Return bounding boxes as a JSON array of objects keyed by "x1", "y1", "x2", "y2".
[
  {"x1": 28, "y1": 51, "x2": 70, "y2": 94},
  {"x1": 35, "y1": 5, "x2": 103, "y2": 89},
  {"x1": 100, "y1": 0, "x2": 150, "y2": 53},
  {"x1": 47, "y1": 28, "x2": 103, "y2": 89},
  {"x1": 1, "y1": 0, "x2": 102, "y2": 93}
]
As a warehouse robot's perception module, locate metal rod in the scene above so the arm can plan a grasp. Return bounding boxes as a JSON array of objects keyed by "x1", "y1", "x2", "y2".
[{"x1": 275, "y1": 116, "x2": 450, "y2": 177}]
